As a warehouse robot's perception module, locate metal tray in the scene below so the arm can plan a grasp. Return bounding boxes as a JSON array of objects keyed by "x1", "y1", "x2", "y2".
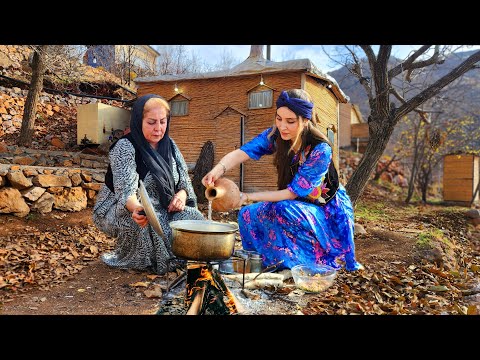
[{"x1": 138, "y1": 180, "x2": 165, "y2": 238}]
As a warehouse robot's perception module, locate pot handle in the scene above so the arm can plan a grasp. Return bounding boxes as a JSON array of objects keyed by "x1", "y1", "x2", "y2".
[{"x1": 251, "y1": 260, "x2": 285, "y2": 281}]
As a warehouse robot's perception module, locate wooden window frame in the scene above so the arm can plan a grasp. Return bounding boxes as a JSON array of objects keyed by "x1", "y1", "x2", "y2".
[
  {"x1": 171, "y1": 99, "x2": 189, "y2": 116},
  {"x1": 248, "y1": 89, "x2": 273, "y2": 109},
  {"x1": 327, "y1": 127, "x2": 335, "y2": 145}
]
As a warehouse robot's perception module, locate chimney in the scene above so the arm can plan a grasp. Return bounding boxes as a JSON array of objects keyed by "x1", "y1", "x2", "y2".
[{"x1": 248, "y1": 45, "x2": 265, "y2": 59}]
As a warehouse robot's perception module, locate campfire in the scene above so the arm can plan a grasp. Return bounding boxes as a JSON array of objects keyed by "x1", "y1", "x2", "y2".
[
  {"x1": 155, "y1": 220, "x2": 291, "y2": 315},
  {"x1": 157, "y1": 255, "x2": 299, "y2": 315},
  {"x1": 157, "y1": 258, "x2": 245, "y2": 315},
  {"x1": 157, "y1": 220, "x2": 244, "y2": 315}
]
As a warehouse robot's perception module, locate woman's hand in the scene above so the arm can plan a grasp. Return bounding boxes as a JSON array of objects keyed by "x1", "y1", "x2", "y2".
[
  {"x1": 239, "y1": 192, "x2": 251, "y2": 206},
  {"x1": 202, "y1": 150, "x2": 250, "y2": 188},
  {"x1": 132, "y1": 207, "x2": 148, "y2": 227},
  {"x1": 168, "y1": 190, "x2": 187, "y2": 212},
  {"x1": 201, "y1": 164, "x2": 224, "y2": 188}
]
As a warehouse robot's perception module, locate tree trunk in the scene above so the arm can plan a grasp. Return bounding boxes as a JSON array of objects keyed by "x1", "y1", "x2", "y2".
[
  {"x1": 346, "y1": 47, "x2": 480, "y2": 207},
  {"x1": 418, "y1": 164, "x2": 433, "y2": 204},
  {"x1": 345, "y1": 117, "x2": 396, "y2": 205},
  {"x1": 420, "y1": 173, "x2": 430, "y2": 203},
  {"x1": 405, "y1": 135, "x2": 421, "y2": 204},
  {"x1": 406, "y1": 123, "x2": 428, "y2": 204},
  {"x1": 18, "y1": 45, "x2": 48, "y2": 147}
]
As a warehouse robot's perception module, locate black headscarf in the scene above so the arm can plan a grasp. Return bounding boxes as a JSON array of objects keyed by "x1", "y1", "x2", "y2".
[{"x1": 129, "y1": 94, "x2": 176, "y2": 208}]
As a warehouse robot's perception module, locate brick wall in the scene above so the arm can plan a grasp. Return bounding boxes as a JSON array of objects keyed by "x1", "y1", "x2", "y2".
[{"x1": 137, "y1": 71, "x2": 340, "y2": 192}]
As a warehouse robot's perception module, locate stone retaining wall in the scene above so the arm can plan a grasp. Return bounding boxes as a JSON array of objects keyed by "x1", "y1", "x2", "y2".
[
  {"x1": 0, "y1": 163, "x2": 106, "y2": 217},
  {"x1": 0, "y1": 144, "x2": 108, "y2": 169}
]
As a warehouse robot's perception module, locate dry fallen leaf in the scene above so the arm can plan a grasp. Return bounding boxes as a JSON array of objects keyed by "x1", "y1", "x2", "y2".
[
  {"x1": 146, "y1": 274, "x2": 160, "y2": 280},
  {"x1": 428, "y1": 285, "x2": 449, "y2": 292},
  {"x1": 467, "y1": 305, "x2": 478, "y2": 315},
  {"x1": 144, "y1": 284, "x2": 162, "y2": 298}
]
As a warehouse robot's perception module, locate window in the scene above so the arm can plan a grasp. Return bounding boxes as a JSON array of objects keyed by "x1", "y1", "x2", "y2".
[
  {"x1": 327, "y1": 128, "x2": 335, "y2": 145},
  {"x1": 248, "y1": 90, "x2": 273, "y2": 109},
  {"x1": 171, "y1": 100, "x2": 189, "y2": 116}
]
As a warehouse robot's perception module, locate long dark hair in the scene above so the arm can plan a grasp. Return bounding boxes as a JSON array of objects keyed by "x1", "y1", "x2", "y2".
[{"x1": 270, "y1": 89, "x2": 332, "y2": 190}]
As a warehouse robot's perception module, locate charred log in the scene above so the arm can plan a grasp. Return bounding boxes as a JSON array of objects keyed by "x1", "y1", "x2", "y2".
[
  {"x1": 192, "y1": 141, "x2": 215, "y2": 204},
  {"x1": 184, "y1": 263, "x2": 239, "y2": 315}
]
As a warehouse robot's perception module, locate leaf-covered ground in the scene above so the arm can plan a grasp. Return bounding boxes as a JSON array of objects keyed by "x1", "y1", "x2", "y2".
[
  {"x1": 1, "y1": 182, "x2": 479, "y2": 315},
  {"x1": 301, "y1": 183, "x2": 480, "y2": 315}
]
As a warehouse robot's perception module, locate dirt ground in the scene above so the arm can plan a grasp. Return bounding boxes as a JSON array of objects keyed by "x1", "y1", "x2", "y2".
[{"x1": 1, "y1": 185, "x2": 479, "y2": 316}]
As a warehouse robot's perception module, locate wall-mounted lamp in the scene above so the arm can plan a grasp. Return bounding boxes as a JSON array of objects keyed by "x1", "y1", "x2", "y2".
[
  {"x1": 174, "y1": 83, "x2": 179, "y2": 92},
  {"x1": 259, "y1": 75, "x2": 265, "y2": 86}
]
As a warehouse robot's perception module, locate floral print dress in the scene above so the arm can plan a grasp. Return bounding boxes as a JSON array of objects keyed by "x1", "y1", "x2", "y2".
[{"x1": 238, "y1": 128, "x2": 363, "y2": 271}]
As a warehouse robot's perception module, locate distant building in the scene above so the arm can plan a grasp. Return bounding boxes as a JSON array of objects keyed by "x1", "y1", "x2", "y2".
[
  {"x1": 443, "y1": 153, "x2": 479, "y2": 206},
  {"x1": 84, "y1": 45, "x2": 160, "y2": 80},
  {"x1": 339, "y1": 103, "x2": 369, "y2": 153},
  {"x1": 134, "y1": 45, "x2": 349, "y2": 193}
]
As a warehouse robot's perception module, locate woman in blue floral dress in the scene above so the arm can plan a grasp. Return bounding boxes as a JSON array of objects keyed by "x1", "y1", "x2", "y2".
[{"x1": 202, "y1": 89, "x2": 363, "y2": 272}]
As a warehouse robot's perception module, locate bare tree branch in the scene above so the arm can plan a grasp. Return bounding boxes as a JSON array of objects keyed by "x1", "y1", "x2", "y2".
[
  {"x1": 390, "y1": 85, "x2": 407, "y2": 104},
  {"x1": 390, "y1": 86, "x2": 429, "y2": 121},
  {"x1": 388, "y1": 45, "x2": 432, "y2": 79},
  {"x1": 345, "y1": 46, "x2": 373, "y2": 100},
  {"x1": 396, "y1": 50, "x2": 480, "y2": 119},
  {"x1": 360, "y1": 45, "x2": 376, "y2": 64},
  {"x1": 403, "y1": 49, "x2": 443, "y2": 73},
  {"x1": 373, "y1": 154, "x2": 401, "y2": 181},
  {"x1": 320, "y1": 45, "x2": 348, "y2": 71},
  {"x1": 344, "y1": 46, "x2": 480, "y2": 205},
  {"x1": 374, "y1": 46, "x2": 392, "y2": 101}
]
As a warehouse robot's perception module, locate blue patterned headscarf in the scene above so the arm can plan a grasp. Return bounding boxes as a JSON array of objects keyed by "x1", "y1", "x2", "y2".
[{"x1": 276, "y1": 90, "x2": 314, "y2": 120}]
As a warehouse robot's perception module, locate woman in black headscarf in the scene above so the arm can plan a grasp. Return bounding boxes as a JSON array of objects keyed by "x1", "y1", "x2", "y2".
[{"x1": 93, "y1": 94, "x2": 204, "y2": 274}]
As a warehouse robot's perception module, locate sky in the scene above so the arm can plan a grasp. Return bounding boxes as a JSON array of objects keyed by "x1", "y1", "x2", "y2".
[{"x1": 174, "y1": 45, "x2": 480, "y2": 72}]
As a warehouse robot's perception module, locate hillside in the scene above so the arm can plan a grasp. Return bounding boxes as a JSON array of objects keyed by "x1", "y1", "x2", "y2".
[
  {"x1": 328, "y1": 49, "x2": 480, "y2": 124},
  {"x1": 328, "y1": 49, "x2": 480, "y2": 160},
  {"x1": 0, "y1": 45, "x2": 136, "y2": 151}
]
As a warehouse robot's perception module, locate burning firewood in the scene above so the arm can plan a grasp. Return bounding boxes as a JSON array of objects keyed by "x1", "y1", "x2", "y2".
[
  {"x1": 224, "y1": 272, "x2": 285, "y2": 289},
  {"x1": 243, "y1": 278, "x2": 284, "y2": 290},
  {"x1": 224, "y1": 272, "x2": 286, "y2": 281},
  {"x1": 184, "y1": 264, "x2": 241, "y2": 315}
]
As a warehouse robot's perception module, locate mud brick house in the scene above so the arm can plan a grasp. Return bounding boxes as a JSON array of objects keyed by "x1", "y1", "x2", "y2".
[{"x1": 134, "y1": 46, "x2": 349, "y2": 193}]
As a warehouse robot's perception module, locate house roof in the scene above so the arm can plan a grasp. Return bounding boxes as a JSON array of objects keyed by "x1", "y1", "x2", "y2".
[
  {"x1": 352, "y1": 104, "x2": 365, "y2": 123},
  {"x1": 135, "y1": 53, "x2": 349, "y2": 103},
  {"x1": 214, "y1": 105, "x2": 248, "y2": 119},
  {"x1": 143, "y1": 45, "x2": 160, "y2": 57},
  {"x1": 168, "y1": 93, "x2": 192, "y2": 101}
]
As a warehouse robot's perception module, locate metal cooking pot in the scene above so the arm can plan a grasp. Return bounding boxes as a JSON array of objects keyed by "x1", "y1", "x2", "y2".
[{"x1": 170, "y1": 220, "x2": 238, "y2": 261}]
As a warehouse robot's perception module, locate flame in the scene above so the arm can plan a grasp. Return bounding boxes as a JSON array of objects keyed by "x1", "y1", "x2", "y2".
[
  {"x1": 222, "y1": 287, "x2": 238, "y2": 314},
  {"x1": 184, "y1": 263, "x2": 238, "y2": 315}
]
